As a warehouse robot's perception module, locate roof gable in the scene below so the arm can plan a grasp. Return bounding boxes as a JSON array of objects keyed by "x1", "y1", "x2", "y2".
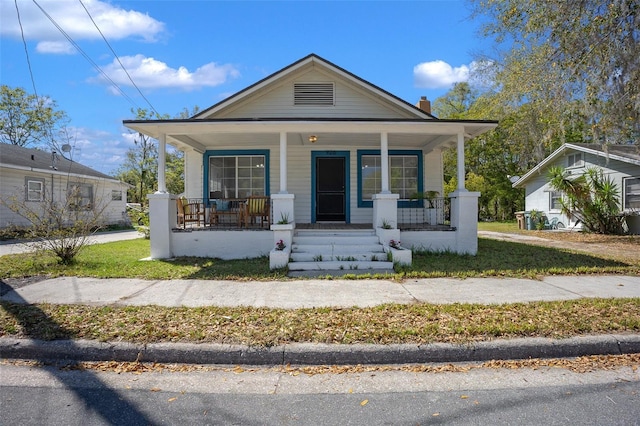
[
  {"x1": 194, "y1": 54, "x2": 433, "y2": 120},
  {"x1": 513, "y1": 143, "x2": 640, "y2": 187}
]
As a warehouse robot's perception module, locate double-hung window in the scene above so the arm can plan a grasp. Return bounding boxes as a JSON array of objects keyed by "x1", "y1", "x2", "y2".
[
  {"x1": 567, "y1": 153, "x2": 583, "y2": 168},
  {"x1": 358, "y1": 150, "x2": 422, "y2": 207},
  {"x1": 67, "y1": 182, "x2": 93, "y2": 210},
  {"x1": 549, "y1": 191, "x2": 562, "y2": 211},
  {"x1": 206, "y1": 150, "x2": 269, "y2": 199},
  {"x1": 624, "y1": 176, "x2": 640, "y2": 210},
  {"x1": 25, "y1": 177, "x2": 45, "y2": 202}
]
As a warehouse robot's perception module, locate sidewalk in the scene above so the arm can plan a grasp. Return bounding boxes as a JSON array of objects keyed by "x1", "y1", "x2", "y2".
[
  {"x1": 2, "y1": 275, "x2": 640, "y2": 308},
  {"x1": 1, "y1": 275, "x2": 639, "y2": 365}
]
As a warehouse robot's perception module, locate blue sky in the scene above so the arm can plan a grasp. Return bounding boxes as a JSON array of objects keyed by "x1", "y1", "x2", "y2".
[{"x1": 1, "y1": 0, "x2": 489, "y2": 175}]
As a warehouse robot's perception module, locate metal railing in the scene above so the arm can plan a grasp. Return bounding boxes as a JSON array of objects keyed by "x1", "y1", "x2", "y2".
[{"x1": 397, "y1": 197, "x2": 451, "y2": 230}]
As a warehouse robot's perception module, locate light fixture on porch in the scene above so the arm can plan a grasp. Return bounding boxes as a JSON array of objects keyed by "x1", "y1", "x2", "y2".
[{"x1": 308, "y1": 135, "x2": 318, "y2": 143}]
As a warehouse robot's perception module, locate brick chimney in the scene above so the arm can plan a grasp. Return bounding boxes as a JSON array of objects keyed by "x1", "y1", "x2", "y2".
[{"x1": 416, "y1": 96, "x2": 431, "y2": 114}]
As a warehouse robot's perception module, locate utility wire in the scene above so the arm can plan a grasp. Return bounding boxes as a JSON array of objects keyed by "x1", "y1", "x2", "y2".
[
  {"x1": 31, "y1": 0, "x2": 141, "y2": 110},
  {"x1": 14, "y1": 0, "x2": 38, "y2": 99},
  {"x1": 78, "y1": 0, "x2": 161, "y2": 117}
]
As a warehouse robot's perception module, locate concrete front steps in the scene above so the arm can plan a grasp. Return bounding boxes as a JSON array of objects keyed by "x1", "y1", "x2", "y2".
[{"x1": 288, "y1": 229, "x2": 394, "y2": 273}]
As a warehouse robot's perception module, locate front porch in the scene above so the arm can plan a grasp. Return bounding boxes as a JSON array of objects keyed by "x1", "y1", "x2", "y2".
[{"x1": 148, "y1": 190, "x2": 479, "y2": 266}]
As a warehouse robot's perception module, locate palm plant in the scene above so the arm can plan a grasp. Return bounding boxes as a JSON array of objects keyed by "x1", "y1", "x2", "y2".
[{"x1": 548, "y1": 166, "x2": 625, "y2": 234}]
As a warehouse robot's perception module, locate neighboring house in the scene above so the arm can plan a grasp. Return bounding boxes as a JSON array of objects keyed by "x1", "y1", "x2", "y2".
[
  {"x1": 123, "y1": 54, "x2": 498, "y2": 268},
  {"x1": 512, "y1": 143, "x2": 640, "y2": 229},
  {"x1": 0, "y1": 144, "x2": 129, "y2": 228}
]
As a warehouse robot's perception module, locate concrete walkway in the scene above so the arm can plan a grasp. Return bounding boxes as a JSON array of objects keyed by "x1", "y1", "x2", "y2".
[{"x1": 2, "y1": 275, "x2": 640, "y2": 308}]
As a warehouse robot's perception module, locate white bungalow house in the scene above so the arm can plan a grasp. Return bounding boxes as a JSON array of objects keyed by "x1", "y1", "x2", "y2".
[
  {"x1": 512, "y1": 143, "x2": 640, "y2": 231},
  {"x1": 0, "y1": 144, "x2": 129, "y2": 228},
  {"x1": 124, "y1": 54, "x2": 497, "y2": 270}
]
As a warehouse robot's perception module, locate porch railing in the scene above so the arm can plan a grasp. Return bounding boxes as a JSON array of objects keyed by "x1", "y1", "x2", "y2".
[{"x1": 397, "y1": 197, "x2": 451, "y2": 230}]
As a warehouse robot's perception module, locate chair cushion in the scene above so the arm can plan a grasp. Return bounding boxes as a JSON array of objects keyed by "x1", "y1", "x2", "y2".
[
  {"x1": 180, "y1": 198, "x2": 191, "y2": 214},
  {"x1": 249, "y1": 198, "x2": 265, "y2": 214},
  {"x1": 215, "y1": 199, "x2": 229, "y2": 211}
]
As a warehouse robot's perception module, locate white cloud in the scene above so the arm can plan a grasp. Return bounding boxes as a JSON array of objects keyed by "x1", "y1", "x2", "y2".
[
  {"x1": 0, "y1": 0, "x2": 165, "y2": 54},
  {"x1": 413, "y1": 60, "x2": 474, "y2": 89},
  {"x1": 35, "y1": 41, "x2": 75, "y2": 55},
  {"x1": 93, "y1": 55, "x2": 240, "y2": 91}
]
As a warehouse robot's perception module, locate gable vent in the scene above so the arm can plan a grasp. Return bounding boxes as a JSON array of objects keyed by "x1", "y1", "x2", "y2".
[{"x1": 294, "y1": 83, "x2": 334, "y2": 106}]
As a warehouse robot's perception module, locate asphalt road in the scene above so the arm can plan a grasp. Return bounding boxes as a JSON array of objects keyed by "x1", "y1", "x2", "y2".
[{"x1": 1, "y1": 363, "x2": 638, "y2": 425}]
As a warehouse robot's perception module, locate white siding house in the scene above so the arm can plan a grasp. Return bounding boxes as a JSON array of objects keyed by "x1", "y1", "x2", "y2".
[
  {"x1": 0, "y1": 144, "x2": 129, "y2": 229},
  {"x1": 123, "y1": 54, "x2": 498, "y2": 268},
  {"x1": 513, "y1": 143, "x2": 640, "y2": 229}
]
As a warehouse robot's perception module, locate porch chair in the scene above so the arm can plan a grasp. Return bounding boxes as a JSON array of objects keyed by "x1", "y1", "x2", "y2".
[
  {"x1": 177, "y1": 197, "x2": 204, "y2": 228},
  {"x1": 245, "y1": 195, "x2": 270, "y2": 228}
]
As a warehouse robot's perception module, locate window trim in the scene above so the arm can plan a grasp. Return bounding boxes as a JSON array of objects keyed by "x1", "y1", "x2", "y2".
[
  {"x1": 25, "y1": 177, "x2": 45, "y2": 202},
  {"x1": 203, "y1": 149, "x2": 270, "y2": 205},
  {"x1": 357, "y1": 150, "x2": 423, "y2": 208},
  {"x1": 623, "y1": 175, "x2": 640, "y2": 211}
]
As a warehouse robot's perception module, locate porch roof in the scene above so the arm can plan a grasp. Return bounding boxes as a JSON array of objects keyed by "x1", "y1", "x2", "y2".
[{"x1": 123, "y1": 117, "x2": 498, "y2": 153}]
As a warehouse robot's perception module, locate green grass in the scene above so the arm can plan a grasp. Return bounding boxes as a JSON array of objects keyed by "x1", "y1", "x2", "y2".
[
  {"x1": 1, "y1": 237, "x2": 637, "y2": 281},
  {"x1": 477, "y1": 221, "x2": 522, "y2": 233},
  {"x1": 398, "y1": 238, "x2": 635, "y2": 279},
  {"x1": 2, "y1": 298, "x2": 639, "y2": 346}
]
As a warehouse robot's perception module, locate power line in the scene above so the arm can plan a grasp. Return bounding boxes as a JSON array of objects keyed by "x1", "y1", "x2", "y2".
[
  {"x1": 31, "y1": 0, "x2": 142, "y2": 110},
  {"x1": 14, "y1": 0, "x2": 38, "y2": 99},
  {"x1": 78, "y1": 0, "x2": 161, "y2": 117}
]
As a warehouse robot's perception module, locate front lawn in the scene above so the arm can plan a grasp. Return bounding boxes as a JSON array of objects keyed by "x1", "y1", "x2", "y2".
[{"x1": 0, "y1": 237, "x2": 637, "y2": 281}]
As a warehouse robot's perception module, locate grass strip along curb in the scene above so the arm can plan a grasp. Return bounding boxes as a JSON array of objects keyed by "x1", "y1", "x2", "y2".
[{"x1": 2, "y1": 299, "x2": 640, "y2": 347}]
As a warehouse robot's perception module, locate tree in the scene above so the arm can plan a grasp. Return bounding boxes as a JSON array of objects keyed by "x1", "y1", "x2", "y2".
[
  {"x1": 548, "y1": 166, "x2": 626, "y2": 234},
  {"x1": 1, "y1": 182, "x2": 108, "y2": 264},
  {"x1": 166, "y1": 150, "x2": 184, "y2": 195},
  {"x1": 470, "y1": 0, "x2": 639, "y2": 144},
  {"x1": 0, "y1": 85, "x2": 68, "y2": 149},
  {"x1": 435, "y1": 83, "x2": 524, "y2": 220}
]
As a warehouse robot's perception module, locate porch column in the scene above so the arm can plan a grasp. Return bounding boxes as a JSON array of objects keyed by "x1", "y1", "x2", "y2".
[
  {"x1": 380, "y1": 131, "x2": 390, "y2": 193},
  {"x1": 147, "y1": 193, "x2": 175, "y2": 258},
  {"x1": 279, "y1": 131, "x2": 288, "y2": 193},
  {"x1": 157, "y1": 133, "x2": 167, "y2": 194},
  {"x1": 456, "y1": 131, "x2": 466, "y2": 191}
]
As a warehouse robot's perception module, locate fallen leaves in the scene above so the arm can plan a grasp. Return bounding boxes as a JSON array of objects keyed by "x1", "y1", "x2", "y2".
[{"x1": 3, "y1": 299, "x2": 640, "y2": 346}]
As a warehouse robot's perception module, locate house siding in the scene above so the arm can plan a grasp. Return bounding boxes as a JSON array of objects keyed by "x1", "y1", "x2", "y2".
[
  {"x1": 0, "y1": 167, "x2": 128, "y2": 228},
  {"x1": 213, "y1": 68, "x2": 417, "y2": 120}
]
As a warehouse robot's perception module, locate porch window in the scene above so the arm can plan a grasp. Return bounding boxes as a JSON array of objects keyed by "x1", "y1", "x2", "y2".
[
  {"x1": 205, "y1": 150, "x2": 269, "y2": 199},
  {"x1": 357, "y1": 150, "x2": 423, "y2": 207},
  {"x1": 25, "y1": 177, "x2": 44, "y2": 202},
  {"x1": 549, "y1": 191, "x2": 562, "y2": 211},
  {"x1": 67, "y1": 182, "x2": 93, "y2": 210},
  {"x1": 624, "y1": 176, "x2": 640, "y2": 210}
]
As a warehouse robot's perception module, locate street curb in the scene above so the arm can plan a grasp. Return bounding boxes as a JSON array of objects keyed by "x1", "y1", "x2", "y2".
[{"x1": 1, "y1": 334, "x2": 639, "y2": 365}]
